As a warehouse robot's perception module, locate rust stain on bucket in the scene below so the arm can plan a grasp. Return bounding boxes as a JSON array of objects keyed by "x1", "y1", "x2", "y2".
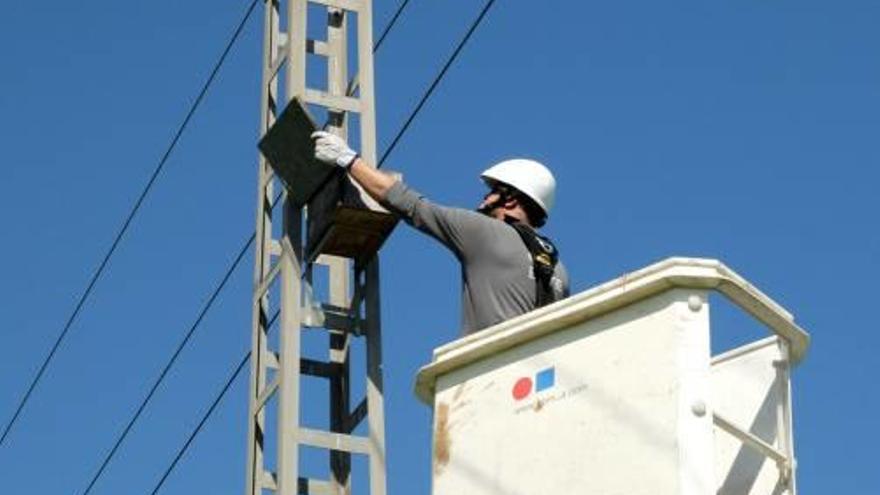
[
  {"x1": 534, "y1": 398, "x2": 545, "y2": 412},
  {"x1": 433, "y1": 402, "x2": 451, "y2": 475},
  {"x1": 453, "y1": 384, "x2": 466, "y2": 401}
]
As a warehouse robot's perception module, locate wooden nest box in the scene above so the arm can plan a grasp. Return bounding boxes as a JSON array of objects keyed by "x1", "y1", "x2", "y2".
[{"x1": 258, "y1": 98, "x2": 398, "y2": 264}]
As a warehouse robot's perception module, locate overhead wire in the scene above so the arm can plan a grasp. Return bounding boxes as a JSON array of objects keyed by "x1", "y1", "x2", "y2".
[
  {"x1": 149, "y1": 352, "x2": 250, "y2": 495},
  {"x1": 0, "y1": 0, "x2": 262, "y2": 448},
  {"x1": 146, "y1": 1, "x2": 499, "y2": 492},
  {"x1": 146, "y1": 311, "x2": 278, "y2": 495},
  {"x1": 379, "y1": 0, "x2": 497, "y2": 168},
  {"x1": 78, "y1": 226, "x2": 258, "y2": 495},
  {"x1": 374, "y1": 0, "x2": 411, "y2": 51}
]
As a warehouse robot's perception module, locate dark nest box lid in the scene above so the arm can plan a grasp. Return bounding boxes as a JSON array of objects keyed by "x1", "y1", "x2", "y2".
[
  {"x1": 258, "y1": 97, "x2": 336, "y2": 206},
  {"x1": 258, "y1": 98, "x2": 398, "y2": 264}
]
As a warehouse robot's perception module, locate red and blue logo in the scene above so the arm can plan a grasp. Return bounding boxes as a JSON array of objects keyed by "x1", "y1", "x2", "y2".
[{"x1": 512, "y1": 366, "x2": 555, "y2": 401}]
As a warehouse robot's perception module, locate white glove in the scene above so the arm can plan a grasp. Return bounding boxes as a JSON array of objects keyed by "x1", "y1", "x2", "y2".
[{"x1": 311, "y1": 130, "x2": 358, "y2": 168}]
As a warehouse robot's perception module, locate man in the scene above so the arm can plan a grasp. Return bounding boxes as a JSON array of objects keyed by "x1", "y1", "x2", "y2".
[{"x1": 312, "y1": 131, "x2": 570, "y2": 336}]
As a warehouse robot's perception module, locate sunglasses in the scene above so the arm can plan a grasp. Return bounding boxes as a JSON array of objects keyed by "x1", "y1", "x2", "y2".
[{"x1": 484, "y1": 183, "x2": 514, "y2": 199}]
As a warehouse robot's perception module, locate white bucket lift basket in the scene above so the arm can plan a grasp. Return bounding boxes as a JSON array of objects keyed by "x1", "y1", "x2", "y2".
[{"x1": 416, "y1": 257, "x2": 809, "y2": 495}]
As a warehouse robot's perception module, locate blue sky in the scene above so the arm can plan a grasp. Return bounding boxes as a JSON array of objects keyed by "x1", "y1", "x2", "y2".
[{"x1": 1, "y1": 0, "x2": 878, "y2": 493}]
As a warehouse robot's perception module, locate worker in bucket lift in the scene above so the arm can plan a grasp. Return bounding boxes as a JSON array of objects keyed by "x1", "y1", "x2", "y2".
[{"x1": 311, "y1": 131, "x2": 570, "y2": 336}]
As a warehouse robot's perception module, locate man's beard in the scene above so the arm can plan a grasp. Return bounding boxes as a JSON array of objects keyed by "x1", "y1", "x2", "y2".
[{"x1": 477, "y1": 195, "x2": 507, "y2": 216}]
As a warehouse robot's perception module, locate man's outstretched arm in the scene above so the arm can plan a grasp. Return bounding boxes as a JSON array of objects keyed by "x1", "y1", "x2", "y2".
[
  {"x1": 348, "y1": 157, "x2": 396, "y2": 201},
  {"x1": 311, "y1": 130, "x2": 484, "y2": 257}
]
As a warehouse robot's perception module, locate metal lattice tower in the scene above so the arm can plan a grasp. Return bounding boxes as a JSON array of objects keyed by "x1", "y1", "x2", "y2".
[{"x1": 245, "y1": 1, "x2": 385, "y2": 495}]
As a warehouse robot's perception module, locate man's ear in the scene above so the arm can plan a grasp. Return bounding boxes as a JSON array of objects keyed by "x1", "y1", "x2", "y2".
[{"x1": 503, "y1": 197, "x2": 519, "y2": 209}]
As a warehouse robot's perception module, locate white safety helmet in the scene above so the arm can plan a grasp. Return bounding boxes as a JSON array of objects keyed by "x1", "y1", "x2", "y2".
[{"x1": 480, "y1": 158, "x2": 556, "y2": 217}]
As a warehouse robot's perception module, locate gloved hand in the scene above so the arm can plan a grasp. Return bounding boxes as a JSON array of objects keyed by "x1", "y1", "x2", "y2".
[{"x1": 312, "y1": 131, "x2": 358, "y2": 169}]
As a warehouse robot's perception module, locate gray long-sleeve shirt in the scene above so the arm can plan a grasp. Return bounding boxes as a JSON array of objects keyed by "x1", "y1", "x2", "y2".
[{"x1": 384, "y1": 181, "x2": 570, "y2": 335}]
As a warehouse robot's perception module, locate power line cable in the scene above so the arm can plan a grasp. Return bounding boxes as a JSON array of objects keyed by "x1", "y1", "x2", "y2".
[
  {"x1": 145, "y1": 2, "x2": 499, "y2": 492},
  {"x1": 71, "y1": 1, "x2": 416, "y2": 493},
  {"x1": 379, "y1": 0, "x2": 497, "y2": 167},
  {"x1": 0, "y1": 0, "x2": 261, "y2": 448},
  {"x1": 374, "y1": 0, "x2": 411, "y2": 51},
  {"x1": 79, "y1": 228, "x2": 258, "y2": 495},
  {"x1": 150, "y1": 351, "x2": 251, "y2": 495},
  {"x1": 78, "y1": 182, "x2": 279, "y2": 495},
  {"x1": 148, "y1": 308, "x2": 277, "y2": 495}
]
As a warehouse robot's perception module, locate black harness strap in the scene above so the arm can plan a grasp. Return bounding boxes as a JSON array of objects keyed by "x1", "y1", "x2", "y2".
[{"x1": 508, "y1": 221, "x2": 560, "y2": 307}]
